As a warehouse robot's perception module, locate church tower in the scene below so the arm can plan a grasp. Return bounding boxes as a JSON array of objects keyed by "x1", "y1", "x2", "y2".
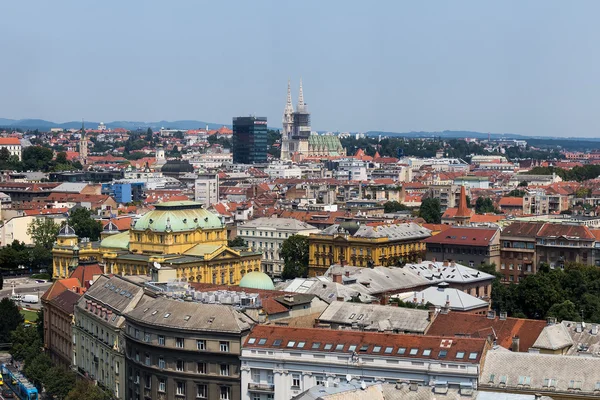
[
  {"x1": 293, "y1": 78, "x2": 311, "y2": 157},
  {"x1": 79, "y1": 120, "x2": 88, "y2": 165},
  {"x1": 280, "y1": 80, "x2": 294, "y2": 160}
]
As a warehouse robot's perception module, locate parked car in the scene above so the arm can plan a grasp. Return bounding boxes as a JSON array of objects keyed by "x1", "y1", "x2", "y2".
[{"x1": 2, "y1": 388, "x2": 15, "y2": 398}]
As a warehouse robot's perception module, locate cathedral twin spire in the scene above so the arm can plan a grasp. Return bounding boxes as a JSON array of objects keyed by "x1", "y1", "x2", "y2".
[{"x1": 283, "y1": 79, "x2": 308, "y2": 121}]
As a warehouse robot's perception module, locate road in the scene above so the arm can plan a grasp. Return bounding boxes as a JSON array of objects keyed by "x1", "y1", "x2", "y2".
[{"x1": 0, "y1": 277, "x2": 52, "y2": 310}]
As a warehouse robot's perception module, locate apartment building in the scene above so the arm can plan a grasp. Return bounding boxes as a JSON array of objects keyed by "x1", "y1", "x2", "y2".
[
  {"x1": 124, "y1": 296, "x2": 254, "y2": 400},
  {"x1": 536, "y1": 224, "x2": 595, "y2": 268},
  {"x1": 499, "y1": 222, "x2": 544, "y2": 283},
  {"x1": 424, "y1": 227, "x2": 501, "y2": 267},
  {"x1": 237, "y1": 217, "x2": 319, "y2": 277},
  {"x1": 240, "y1": 325, "x2": 488, "y2": 400},
  {"x1": 73, "y1": 275, "x2": 146, "y2": 399}
]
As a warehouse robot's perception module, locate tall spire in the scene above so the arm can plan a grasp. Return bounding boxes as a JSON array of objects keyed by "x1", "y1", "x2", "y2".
[
  {"x1": 284, "y1": 79, "x2": 293, "y2": 115},
  {"x1": 297, "y1": 78, "x2": 306, "y2": 113},
  {"x1": 455, "y1": 185, "x2": 471, "y2": 225}
]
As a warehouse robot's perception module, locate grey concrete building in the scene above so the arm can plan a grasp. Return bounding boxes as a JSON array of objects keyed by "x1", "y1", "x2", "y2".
[{"x1": 124, "y1": 295, "x2": 254, "y2": 400}]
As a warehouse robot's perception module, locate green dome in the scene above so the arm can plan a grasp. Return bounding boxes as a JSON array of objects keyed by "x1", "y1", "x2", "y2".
[
  {"x1": 239, "y1": 271, "x2": 275, "y2": 290},
  {"x1": 133, "y1": 201, "x2": 223, "y2": 232}
]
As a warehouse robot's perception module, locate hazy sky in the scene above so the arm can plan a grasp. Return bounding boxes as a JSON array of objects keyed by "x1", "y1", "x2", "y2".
[{"x1": 2, "y1": 1, "x2": 600, "y2": 136}]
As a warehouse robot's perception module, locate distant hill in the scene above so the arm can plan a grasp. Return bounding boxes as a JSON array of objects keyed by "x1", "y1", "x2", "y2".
[{"x1": 0, "y1": 118, "x2": 229, "y2": 131}]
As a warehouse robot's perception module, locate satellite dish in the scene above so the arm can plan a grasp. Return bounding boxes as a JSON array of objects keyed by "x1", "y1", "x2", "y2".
[
  {"x1": 360, "y1": 381, "x2": 366, "y2": 390},
  {"x1": 346, "y1": 374, "x2": 352, "y2": 382},
  {"x1": 153, "y1": 261, "x2": 161, "y2": 270}
]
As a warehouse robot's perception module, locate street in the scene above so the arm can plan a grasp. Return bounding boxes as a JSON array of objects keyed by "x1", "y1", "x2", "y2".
[{"x1": 0, "y1": 277, "x2": 52, "y2": 310}]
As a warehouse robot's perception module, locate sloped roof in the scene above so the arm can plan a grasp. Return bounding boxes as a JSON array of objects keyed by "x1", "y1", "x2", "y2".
[
  {"x1": 501, "y1": 222, "x2": 545, "y2": 238},
  {"x1": 70, "y1": 262, "x2": 104, "y2": 288},
  {"x1": 427, "y1": 312, "x2": 547, "y2": 352},
  {"x1": 532, "y1": 323, "x2": 574, "y2": 350},
  {"x1": 499, "y1": 197, "x2": 524, "y2": 207},
  {"x1": 536, "y1": 223, "x2": 594, "y2": 240},
  {"x1": 406, "y1": 285, "x2": 488, "y2": 311},
  {"x1": 41, "y1": 278, "x2": 81, "y2": 301},
  {"x1": 49, "y1": 289, "x2": 82, "y2": 315},
  {"x1": 423, "y1": 227, "x2": 499, "y2": 246}
]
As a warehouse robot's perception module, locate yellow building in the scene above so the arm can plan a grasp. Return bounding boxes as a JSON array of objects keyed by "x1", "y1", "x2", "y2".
[
  {"x1": 53, "y1": 224, "x2": 101, "y2": 279},
  {"x1": 53, "y1": 201, "x2": 262, "y2": 284},
  {"x1": 308, "y1": 221, "x2": 431, "y2": 277}
]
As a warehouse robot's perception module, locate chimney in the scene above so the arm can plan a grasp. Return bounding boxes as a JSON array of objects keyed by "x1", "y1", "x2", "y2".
[
  {"x1": 546, "y1": 316, "x2": 556, "y2": 325},
  {"x1": 432, "y1": 257, "x2": 436, "y2": 262},
  {"x1": 417, "y1": 258, "x2": 422, "y2": 264},
  {"x1": 413, "y1": 291, "x2": 418, "y2": 303},
  {"x1": 345, "y1": 270, "x2": 350, "y2": 277},
  {"x1": 427, "y1": 306, "x2": 436, "y2": 322},
  {"x1": 511, "y1": 336, "x2": 520, "y2": 352},
  {"x1": 332, "y1": 273, "x2": 342, "y2": 284},
  {"x1": 450, "y1": 261, "x2": 456, "y2": 267},
  {"x1": 445, "y1": 294, "x2": 450, "y2": 308},
  {"x1": 443, "y1": 260, "x2": 449, "y2": 267}
]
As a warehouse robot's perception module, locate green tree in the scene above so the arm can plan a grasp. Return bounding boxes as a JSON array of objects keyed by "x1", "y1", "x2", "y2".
[
  {"x1": 384, "y1": 200, "x2": 410, "y2": 213},
  {"x1": 55, "y1": 152, "x2": 68, "y2": 165},
  {"x1": 0, "y1": 273, "x2": 3, "y2": 290},
  {"x1": 547, "y1": 300, "x2": 580, "y2": 322},
  {"x1": 27, "y1": 218, "x2": 60, "y2": 250},
  {"x1": 418, "y1": 198, "x2": 441, "y2": 223},
  {"x1": 518, "y1": 181, "x2": 528, "y2": 187},
  {"x1": 10, "y1": 324, "x2": 40, "y2": 362},
  {"x1": 506, "y1": 189, "x2": 526, "y2": 197},
  {"x1": 0, "y1": 147, "x2": 10, "y2": 162},
  {"x1": 68, "y1": 207, "x2": 103, "y2": 241},
  {"x1": 0, "y1": 298, "x2": 24, "y2": 343},
  {"x1": 281, "y1": 235, "x2": 309, "y2": 279},
  {"x1": 475, "y1": 197, "x2": 496, "y2": 214},
  {"x1": 22, "y1": 146, "x2": 53, "y2": 171},
  {"x1": 65, "y1": 380, "x2": 113, "y2": 400},
  {"x1": 44, "y1": 366, "x2": 76, "y2": 400},
  {"x1": 228, "y1": 237, "x2": 247, "y2": 247}
]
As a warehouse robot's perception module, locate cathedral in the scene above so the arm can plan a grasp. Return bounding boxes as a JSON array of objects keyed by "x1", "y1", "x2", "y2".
[{"x1": 280, "y1": 80, "x2": 346, "y2": 161}]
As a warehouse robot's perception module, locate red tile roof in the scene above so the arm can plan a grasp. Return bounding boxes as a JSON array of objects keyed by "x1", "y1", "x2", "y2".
[
  {"x1": 423, "y1": 227, "x2": 499, "y2": 246},
  {"x1": 70, "y1": 262, "x2": 104, "y2": 289},
  {"x1": 536, "y1": 224, "x2": 595, "y2": 240},
  {"x1": 501, "y1": 222, "x2": 545, "y2": 238},
  {"x1": 0, "y1": 137, "x2": 21, "y2": 145},
  {"x1": 41, "y1": 278, "x2": 81, "y2": 302},
  {"x1": 245, "y1": 325, "x2": 487, "y2": 363},
  {"x1": 499, "y1": 197, "x2": 523, "y2": 207},
  {"x1": 426, "y1": 312, "x2": 546, "y2": 352}
]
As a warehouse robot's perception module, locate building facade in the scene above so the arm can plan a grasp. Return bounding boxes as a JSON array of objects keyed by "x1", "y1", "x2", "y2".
[
  {"x1": 240, "y1": 325, "x2": 488, "y2": 400},
  {"x1": 0, "y1": 137, "x2": 22, "y2": 160},
  {"x1": 73, "y1": 275, "x2": 146, "y2": 399},
  {"x1": 43, "y1": 289, "x2": 81, "y2": 367},
  {"x1": 308, "y1": 222, "x2": 431, "y2": 277},
  {"x1": 535, "y1": 224, "x2": 595, "y2": 268},
  {"x1": 499, "y1": 222, "x2": 544, "y2": 283},
  {"x1": 124, "y1": 296, "x2": 254, "y2": 400},
  {"x1": 194, "y1": 174, "x2": 220, "y2": 208},
  {"x1": 232, "y1": 117, "x2": 268, "y2": 164},
  {"x1": 424, "y1": 227, "x2": 501, "y2": 268},
  {"x1": 236, "y1": 217, "x2": 319, "y2": 277}
]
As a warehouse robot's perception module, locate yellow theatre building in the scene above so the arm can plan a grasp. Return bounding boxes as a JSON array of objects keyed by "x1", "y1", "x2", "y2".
[
  {"x1": 308, "y1": 221, "x2": 432, "y2": 277},
  {"x1": 53, "y1": 201, "x2": 262, "y2": 284}
]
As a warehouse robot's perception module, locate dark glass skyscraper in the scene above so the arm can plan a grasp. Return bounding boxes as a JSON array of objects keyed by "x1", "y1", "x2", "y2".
[{"x1": 232, "y1": 116, "x2": 268, "y2": 164}]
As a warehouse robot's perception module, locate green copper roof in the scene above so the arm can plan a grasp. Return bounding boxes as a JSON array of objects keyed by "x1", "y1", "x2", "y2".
[
  {"x1": 100, "y1": 231, "x2": 130, "y2": 250},
  {"x1": 309, "y1": 135, "x2": 344, "y2": 150},
  {"x1": 133, "y1": 201, "x2": 223, "y2": 232},
  {"x1": 239, "y1": 271, "x2": 275, "y2": 290}
]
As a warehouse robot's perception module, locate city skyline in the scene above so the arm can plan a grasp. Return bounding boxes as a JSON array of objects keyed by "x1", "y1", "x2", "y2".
[{"x1": 3, "y1": 1, "x2": 600, "y2": 137}]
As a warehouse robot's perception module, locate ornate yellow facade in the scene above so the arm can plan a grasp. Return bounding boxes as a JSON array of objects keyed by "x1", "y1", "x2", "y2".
[
  {"x1": 308, "y1": 222, "x2": 431, "y2": 277},
  {"x1": 53, "y1": 201, "x2": 262, "y2": 284}
]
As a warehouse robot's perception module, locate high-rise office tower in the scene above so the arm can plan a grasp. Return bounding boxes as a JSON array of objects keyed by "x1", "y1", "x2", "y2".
[{"x1": 232, "y1": 116, "x2": 268, "y2": 164}]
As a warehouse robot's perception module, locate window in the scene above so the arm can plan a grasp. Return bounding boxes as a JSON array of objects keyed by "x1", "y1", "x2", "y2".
[
  {"x1": 251, "y1": 369, "x2": 260, "y2": 382},
  {"x1": 468, "y1": 352, "x2": 478, "y2": 360},
  {"x1": 177, "y1": 360, "x2": 184, "y2": 372},
  {"x1": 422, "y1": 349, "x2": 431, "y2": 356},
  {"x1": 359, "y1": 344, "x2": 368, "y2": 352},
  {"x1": 144, "y1": 333, "x2": 151, "y2": 342},
  {"x1": 145, "y1": 353, "x2": 150, "y2": 366},
  {"x1": 499, "y1": 375, "x2": 507, "y2": 385},
  {"x1": 456, "y1": 351, "x2": 465, "y2": 359},
  {"x1": 144, "y1": 375, "x2": 151, "y2": 389},
  {"x1": 220, "y1": 364, "x2": 229, "y2": 376},
  {"x1": 439, "y1": 350, "x2": 448, "y2": 358},
  {"x1": 135, "y1": 329, "x2": 139, "y2": 339},
  {"x1": 158, "y1": 357, "x2": 165, "y2": 369},
  {"x1": 274, "y1": 339, "x2": 283, "y2": 346},
  {"x1": 159, "y1": 378, "x2": 166, "y2": 392},
  {"x1": 176, "y1": 338, "x2": 184, "y2": 348},
  {"x1": 258, "y1": 338, "x2": 267, "y2": 345},
  {"x1": 335, "y1": 344, "x2": 344, "y2": 351},
  {"x1": 247, "y1": 338, "x2": 256, "y2": 345},
  {"x1": 158, "y1": 335, "x2": 165, "y2": 346},
  {"x1": 409, "y1": 348, "x2": 418, "y2": 355},
  {"x1": 348, "y1": 345, "x2": 357, "y2": 352},
  {"x1": 197, "y1": 362, "x2": 206, "y2": 374},
  {"x1": 135, "y1": 350, "x2": 140, "y2": 362},
  {"x1": 115, "y1": 361, "x2": 120, "y2": 375},
  {"x1": 287, "y1": 341, "x2": 296, "y2": 347},
  {"x1": 316, "y1": 375, "x2": 325, "y2": 386},
  {"x1": 311, "y1": 342, "x2": 321, "y2": 349},
  {"x1": 384, "y1": 346, "x2": 393, "y2": 354},
  {"x1": 397, "y1": 347, "x2": 406, "y2": 355},
  {"x1": 297, "y1": 341, "x2": 305, "y2": 348},
  {"x1": 544, "y1": 378, "x2": 557, "y2": 388},
  {"x1": 518, "y1": 376, "x2": 531, "y2": 386},
  {"x1": 197, "y1": 340, "x2": 206, "y2": 350},
  {"x1": 176, "y1": 381, "x2": 186, "y2": 396},
  {"x1": 292, "y1": 373, "x2": 301, "y2": 388},
  {"x1": 324, "y1": 343, "x2": 333, "y2": 350},
  {"x1": 196, "y1": 384, "x2": 207, "y2": 398},
  {"x1": 569, "y1": 380, "x2": 582, "y2": 390},
  {"x1": 372, "y1": 346, "x2": 381, "y2": 353},
  {"x1": 220, "y1": 341, "x2": 230, "y2": 352},
  {"x1": 219, "y1": 386, "x2": 230, "y2": 400}
]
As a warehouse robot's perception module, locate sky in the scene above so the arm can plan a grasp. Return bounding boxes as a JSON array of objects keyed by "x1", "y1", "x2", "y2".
[{"x1": 1, "y1": 1, "x2": 600, "y2": 137}]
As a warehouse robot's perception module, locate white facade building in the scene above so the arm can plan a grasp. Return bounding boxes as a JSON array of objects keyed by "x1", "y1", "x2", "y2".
[
  {"x1": 237, "y1": 217, "x2": 319, "y2": 276},
  {"x1": 240, "y1": 325, "x2": 486, "y2": 400},
  {"x1": 194, "y1": 173, "x2": 219, "y2": 208}
]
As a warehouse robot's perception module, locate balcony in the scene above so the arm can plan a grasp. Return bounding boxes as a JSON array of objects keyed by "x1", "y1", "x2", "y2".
[{"x1": 248, "y1": 383, "x2": 275, "y2": 392}]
